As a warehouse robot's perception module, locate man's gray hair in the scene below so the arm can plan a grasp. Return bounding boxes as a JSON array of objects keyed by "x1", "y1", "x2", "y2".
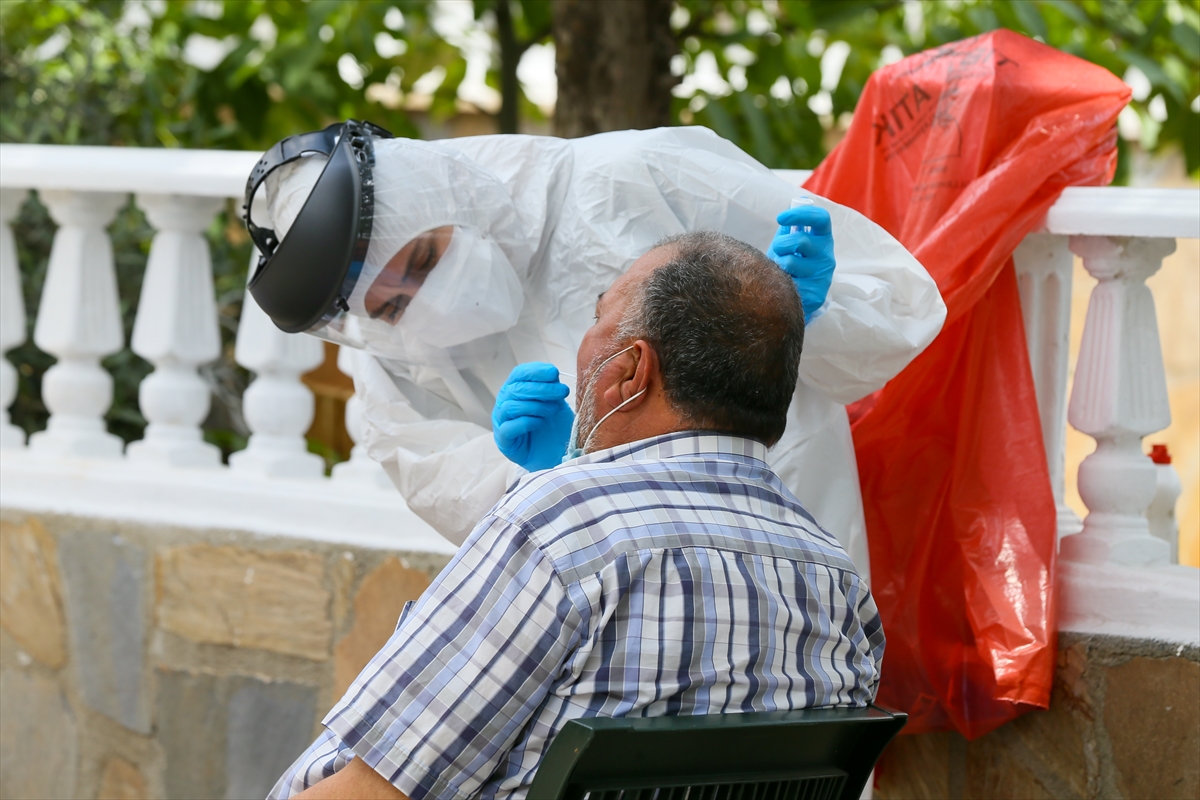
[{"x1": 617, "y1": 231, "x2": 804, "y2": 446}]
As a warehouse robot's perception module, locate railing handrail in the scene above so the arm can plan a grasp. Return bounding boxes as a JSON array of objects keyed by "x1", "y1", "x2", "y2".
[
  {"x1": 3, "y1": 144, "x2": 1197, "y2": 240},
  {"x1": 0, "y1": 143, "x2": 260, "y2": 198},
  {"x1": 1046, "y1": 187, "x2": 1200, "y2": 239}
]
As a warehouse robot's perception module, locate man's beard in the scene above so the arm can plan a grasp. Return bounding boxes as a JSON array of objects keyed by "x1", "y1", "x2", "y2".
[{"x1": 572, "y1": 350, "x2": 608, "y2": 454}]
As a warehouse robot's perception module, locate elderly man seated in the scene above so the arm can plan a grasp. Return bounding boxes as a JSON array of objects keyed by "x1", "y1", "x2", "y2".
[{"x1": 270, "y1": 231, "x2": 885, "y2": 800}]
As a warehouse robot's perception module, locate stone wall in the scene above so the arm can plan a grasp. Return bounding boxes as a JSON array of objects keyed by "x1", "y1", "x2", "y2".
[
  {"x1": 0, "y1": 509, "x2": 449, "y2": 800},
  {"x1": 4, "y1": 505, "x2": 1197, "y2": 800},
  {"x1": 875, "y1": 633, "x2": 1200, "y2": 800}
]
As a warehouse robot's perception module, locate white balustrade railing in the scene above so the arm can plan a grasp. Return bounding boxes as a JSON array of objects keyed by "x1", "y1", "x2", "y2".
[
  {"x1": 1031, "y1": 188, "x2": 1198, "y2": 570},
  {"x1": 0, "y1": 144, "x2": 1196, "y2": 642},
  {"x1": 331, "y1": 345, "x2": 395, "y2": 489},
  {"x1": 231, "y1": 247, "x2": 328, "y2": 479},
  {"x1": 1013, "y1": 234, "x2": 1081, "y2": 540},
  {"x1": 1063, "y1": 235, "x2": 1175, "y2": 566},
  {"x1": 0, "y1": 188, "x2": 26, "y2": 449},
  {"x1": 30, "y1": 189, "x2": 127, "y2": 459},
  {"x1": 128, "y1": 192, "x2": 227, "y2": 468}
]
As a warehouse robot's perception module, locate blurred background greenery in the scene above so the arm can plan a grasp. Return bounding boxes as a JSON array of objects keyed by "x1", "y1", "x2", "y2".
[{"x1": 2, "y1": 0, "x2": 1197, "y2": 464}]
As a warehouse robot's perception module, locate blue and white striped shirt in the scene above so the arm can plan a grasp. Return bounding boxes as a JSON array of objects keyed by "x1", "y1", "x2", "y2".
[{"x1": 271, "y1": 431, "x2": 884, "y2": 800}]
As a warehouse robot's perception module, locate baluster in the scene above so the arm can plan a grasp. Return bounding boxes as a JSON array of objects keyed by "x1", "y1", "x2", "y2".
[
  {"x1": 1, "y1": 189, "x2": 27, "y2": 448},
  {"x1": 331, "y1": 347, "x2": 393, "y2": 489},
  {"x1": 125, "y1": 194, "x2": 223, "y2": 468},
  {"x1": 1013, "y1": 234, "x2": 1082, "y2": 539},
  {"x1": 29, "y1": 190, "x2": 126, "y2": 459},
  {"x1": 230, "y1": 247, "x2": 326, "y2": 478},
  {"x1": 1060, "y1": 235, "x2": 1174, "y2": 566}
]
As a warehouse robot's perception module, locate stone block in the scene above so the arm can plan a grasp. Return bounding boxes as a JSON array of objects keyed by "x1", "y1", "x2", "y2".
[
  {"x1": 331, "y1": 550, "x2": 356, "y2": 632},
  {"x1": 960, "y1": 653, "x2": 1096, "y2": 800},
  {"x1": 861, "y1": 636, "x2": 1200, "y2": 799},
  {"x1": 157, "y1": 669, "x2": 225, "y2": 800},
  {"x1": 58, "y1": 532, "x2": 151, "y2": 733},
  {"x1": 225, "y1": 678, "x2": 319, "y2": 800},
  {"x1": 157, "y1": 668, "x2": 318, "y2": 800},
  {"x1": 875, "y1": 731, "x2": 964, "y2": 799},
  {"x1": 1104, "y1": 655, "x2": 1200, "y2": 800},
  {"x1": 1057, "y1": 641, "x2": 1094, "y2": 710},
  {"x1": 334, "y1": 557, "x2": 430, "y2": 697},
  {"x1": 0, "y1": 669, "x2": 79, "y2": 799},
  {"x1": 964, "y1": 726, "x2": 1064, "y2": 800},
  {"x1": 0, "y1": 518, "x2": 67, "y2": 668},
  {"x1": 97, "y1": 757, "x2": 148, "y2": 800},
  {"x1": 157, "y1": 545, "x2": 332, "y2": 661}
]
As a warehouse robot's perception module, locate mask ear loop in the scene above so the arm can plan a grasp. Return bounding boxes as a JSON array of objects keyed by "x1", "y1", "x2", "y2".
[
  {"x1": 580, "y1": 388, "x2": 646, "y2": 454},
  {"x1": 563, "y1": 343, "x2": 639, "y2": 462}
]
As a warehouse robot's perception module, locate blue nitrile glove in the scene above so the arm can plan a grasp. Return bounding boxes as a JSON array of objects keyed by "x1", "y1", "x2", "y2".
[
  {"x1": 769, "y1": 205, "x2": 836, "y2": 323},
  {"x1": 492, "y1": 362, "x2": 574, "y2": 472}
]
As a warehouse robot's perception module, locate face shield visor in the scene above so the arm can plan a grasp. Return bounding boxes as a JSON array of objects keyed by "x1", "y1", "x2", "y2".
[
  {"x1": 243, "y1": 121, "x2": 531, "y2": 369},
  {"x1": 316, "y1": 224, "x2": 525, "y2": 360}
]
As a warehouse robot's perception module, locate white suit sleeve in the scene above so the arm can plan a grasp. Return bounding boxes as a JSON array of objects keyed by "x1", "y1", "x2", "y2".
[
  {"x1": 573, "y1": 128, "x2": 946, "y2": 406},
  {"x1": 352, "y1": 353, "x2": 525, "y2": 546},
  {"x1": 799, "y1": 198, "x2": 947, "y2": 404}
]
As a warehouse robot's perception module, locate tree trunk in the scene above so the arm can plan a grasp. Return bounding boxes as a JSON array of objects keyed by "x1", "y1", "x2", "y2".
[
  {"x1": 552, "y1": 0, "x2": 677, "y2": 138},
  {"x1": 495, "y1": 0, "x2": 521, "y2": 134}
]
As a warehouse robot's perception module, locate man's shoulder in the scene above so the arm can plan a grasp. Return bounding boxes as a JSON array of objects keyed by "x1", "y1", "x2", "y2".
[
  {"x1": 494, "y1": 448, "x2": 822, "y2": 532},
  {"x1": 495, "y1": 459, "x2": 650, "y2": 527},
  {"x1": 488, "y1": 451, "x2": 853, "y2": 576}
]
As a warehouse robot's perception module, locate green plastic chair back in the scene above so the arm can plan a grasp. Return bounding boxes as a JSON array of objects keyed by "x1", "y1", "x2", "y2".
[{"x1": 527, "y1": 704, "x2": 906, "y2": 800}]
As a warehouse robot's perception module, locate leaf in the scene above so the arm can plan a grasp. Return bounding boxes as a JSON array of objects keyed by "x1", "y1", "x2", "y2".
[
  {"x1": 1118, "y1": 49, "x2": 1186, "y2": 102},
  {"x1": 700, "y1": 96, "x2": 740, "y2": 142},
  {"x1": 1182, "y1": 107, "x2": 1200, "y2": 176},
  {"x1": 1040, "y1": 0, "x2": 1090, "y2": 28},
  {"x1": 1171, "y1": 21, "x2": 1200, "y2": 63},
  {"x1": 738, "y1": 90, "x2": 779, "y2": 165},
  {"x1": 1011, "y1": 0, "x2": 1049, "y2": 41},
  {"x1": 966, "y1": 6, "x2": 1000, "y2": 33}
]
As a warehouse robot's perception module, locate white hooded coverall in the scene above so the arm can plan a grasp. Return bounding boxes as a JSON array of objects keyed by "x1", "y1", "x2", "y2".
[{"x1": 267, "y1": 126, "x2": 946, "y2": 573}]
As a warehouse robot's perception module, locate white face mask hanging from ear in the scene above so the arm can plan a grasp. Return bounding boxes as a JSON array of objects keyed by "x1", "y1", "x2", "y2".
[{"x1": 563, "y1": 344, "x2": 646, "y2": 462}]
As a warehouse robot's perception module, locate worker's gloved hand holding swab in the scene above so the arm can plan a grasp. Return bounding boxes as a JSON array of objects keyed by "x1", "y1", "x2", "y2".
[
  {"x1": 492, "y1": 362, "x2": 574, "y2": 472},
  {"x1": 769, "y1": 196, "x2": 836, "y2": 323}
]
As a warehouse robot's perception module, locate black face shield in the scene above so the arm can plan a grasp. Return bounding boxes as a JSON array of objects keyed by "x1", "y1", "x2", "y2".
[{"x1": 242, "y1": 119, "x2": 394, "y2": 333}]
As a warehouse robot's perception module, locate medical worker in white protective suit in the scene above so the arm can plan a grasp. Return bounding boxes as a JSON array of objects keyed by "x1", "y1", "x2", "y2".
[{"x1": 266, "y1": 126, "x2": 946, "y2": 572}]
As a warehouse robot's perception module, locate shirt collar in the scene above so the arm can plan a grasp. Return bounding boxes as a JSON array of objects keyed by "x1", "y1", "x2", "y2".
[{"x1": 572, "y1": 430, "x2": 770, "y2": 468}]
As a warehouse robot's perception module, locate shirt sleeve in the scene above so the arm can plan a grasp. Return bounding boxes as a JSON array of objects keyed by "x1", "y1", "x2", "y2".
[
  {"x1": 267, "y1": 728, "x2": 358, "y2": 799},
  {"x1": 322, "y1": 513, "x2": 579, "y2": 800}
]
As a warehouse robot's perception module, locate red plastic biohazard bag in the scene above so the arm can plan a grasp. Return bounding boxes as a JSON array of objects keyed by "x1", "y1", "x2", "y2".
[{"x1": 805, "y1": 30, "x2": 1129, "y2": 739}]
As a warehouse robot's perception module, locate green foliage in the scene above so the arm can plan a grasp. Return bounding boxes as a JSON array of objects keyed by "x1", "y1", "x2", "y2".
[
  {"x1": 306, "y1": 435, "x2": 347, "y2": 475},
  {"x1": 673, "y1": 0, "x2": 1200, "y2": 175},
  {"x1": 1, "y1": 0, "x2": 160, "y2": 146},
  {"x1": 470, "y1": 0, "x2": 553, "y2": 132},
  {"x1": 0, "y1": 0, "x2": 466, "y2": 150}
]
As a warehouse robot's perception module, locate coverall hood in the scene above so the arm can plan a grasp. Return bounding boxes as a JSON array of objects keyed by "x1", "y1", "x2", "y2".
[{"x1": 265, "y1": 137, "x2": 534, "y2": 366}]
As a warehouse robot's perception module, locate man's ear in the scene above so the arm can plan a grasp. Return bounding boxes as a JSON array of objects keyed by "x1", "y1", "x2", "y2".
[{"x1": 602, "y1": 340, "x2": 657, "y2": 410}]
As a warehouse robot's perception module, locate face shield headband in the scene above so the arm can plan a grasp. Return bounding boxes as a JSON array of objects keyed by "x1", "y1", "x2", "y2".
[{"x1": 242, "y1": 119, "x2": 394, "y2": 334}]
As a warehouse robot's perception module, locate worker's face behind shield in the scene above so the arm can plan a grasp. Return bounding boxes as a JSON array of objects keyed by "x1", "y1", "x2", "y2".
[
  {"x1": 309, "y1": 224, "x2": 526, "y2": 364},
  {"x1": 358, "y1": 226, "x2": 455, "y2": 323}
]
